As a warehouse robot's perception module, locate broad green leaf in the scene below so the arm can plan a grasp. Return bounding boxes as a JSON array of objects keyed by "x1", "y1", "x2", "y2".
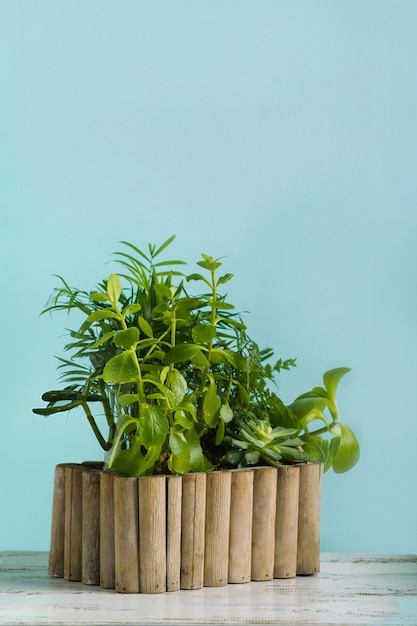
[
  {"x1": 163, "y1": 344, "x2": 202, "y2": 364},
  {"x1": 159, "y1": 365, "x2": 170, "y2": 384},
  {"x1": 333, "y1": 422, "x2": 360, "y2": 473},
  {"x1": 169, "y1": 431, "x2": 190, "y2": 473},
  {"x1": 288, "y1": 396, "x2": 330, "y2": 419},
  {"x1": 217, "y1": 273, "x2": 234, "y2": 286},
  {"x1": 103, "y1": 350, "x2": 139, "y2": 384},
  {"x1": 86, "y1": 309, "x2": 120, "y2": 324},
  {"x1": 107, "y1": 274, "x2": 122, "y2": 304},
  {"x1": 209, "y1": 349, "x2": 227, "y2": 365},
  {"x1": 222, "y1": 350, "x2": 247, "y2": 370},
  {"x1": 90, "y1": 291, "x2": 109, "y2": 302},
  {"x1": 300, "y1": 436, "x2": 326, "y2": 464},
  {"x1": 144, "y1": 378, "x2": 176, "y2": 405},
  {"x1": 192, "y1": 323, "x2": 216, "y2": 344},
  {"x1": 118, "y1": 393, "x2": 139, "y2": 407},
  {"x1": 137, "y1": 316, "x2": 153, "y2": 337},
  {"x1": 170, "y1": 369, "x2": 187, "y2": 403},
  {"x1": 323, "y1": 368, "x2": 351, "y2": 405},
  {"x1": 203, "y1": 381, "x2": 221, "y2": 426},
  {"x1": 185, "y1": 428, "x2": 213, "y2": 472},
  {"x1": 113, "y1": 327, "x2": 139, "y2": 350},
  {"x1": 210, "y1": 299, "x2": 235, "y2": 311},
  {"x1": 174, "y1": 409, "x2": 194, "y2": 429},
  {"x1": 176, "y1": 400, "x2": 197, "y2": 422},
  {"x1": 139, "y1": 403, "x2": 169, "y2": 448},
  {"x1": 153, "y1": 283, "x2": 173, "y2": 299},
  {"x1": 186, "y1": 273, "x2": 209, "y2": 284},
  {"x1": 122, "y1": 303, "x2": 142, "y2": 317},
  {"x1": 190, "y1": 350, "x2": 210, "y2": 368},
  {"x1": 327, "y1": 436, "x2": 341, "y2": 472},
  {"x1": 220, "y1": 402, "x2": 233, "y2": 423}
]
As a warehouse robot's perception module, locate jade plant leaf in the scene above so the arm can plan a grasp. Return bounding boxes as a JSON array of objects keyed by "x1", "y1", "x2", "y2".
[
  {"x1": 169, "y1": 430, "x2": 190, "y2": 473},
  {"x1": 203, "y1": 380, "x2": 221, "y2": 426},
  {"x1": 113, "y1": 327, "x2": 139, "y2": 350},
  {"x1": 107, "y1": 273, "x2": 122, "y2": 304},
  {"x1": 103, "y1": 350, "x2": 139, "y2": 384}
]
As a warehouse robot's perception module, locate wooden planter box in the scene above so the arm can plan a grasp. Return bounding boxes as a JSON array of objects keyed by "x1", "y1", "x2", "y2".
[{"x1": 48, "y1": 462, "x2": 323, "y2": 594}]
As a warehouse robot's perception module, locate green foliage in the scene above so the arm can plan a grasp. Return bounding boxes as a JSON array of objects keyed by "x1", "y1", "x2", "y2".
[{"x1": 33, "y1": 237, "x2": 360, "y2": 476}]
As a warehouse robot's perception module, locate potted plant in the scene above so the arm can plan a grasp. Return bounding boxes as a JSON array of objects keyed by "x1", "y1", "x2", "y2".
[{"x1": 34, "y1": 236, "x2": 360, "y2": 593}]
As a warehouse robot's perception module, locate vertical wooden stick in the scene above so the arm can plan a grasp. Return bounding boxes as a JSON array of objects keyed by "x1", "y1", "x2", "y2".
[
  {"x1": 64, "y1": 464, "x2": 83, "y2": 581},
  {"x1": 81, "y1": 468, "x2": 101, "y2": 585},
  {"x1": 204, "y1": 471, "x2": 231, "y2": 587},
  {"x1": 228, "y1": 469, "x2": 254, "y2": 584},
  {"x1": 166, "y1": 475, "x2": 182, "y2": 592},
  {"x1": 49, "y1": 464, "x2": 66, "y2": 578},
  {"x1": 138, "y1": 475, "x2": 167, "y2": 594},
  {"x1": 100, "y1": 471, "x2": 115, "y2": 589},
  {"x1": 251, "y1": 466, "x2": 277, "y2": 581},
  {"x1": 297, "y1": 462, "x2": 323, "y2": 575},
  {"x1": 274, "y1": 465, "x2": 300, "y2": 578},
  {"x1": 114, "y1": 475, "x2": 140, "y2": 593},
  {"x1": 180, "y1": 472, "x2": 206, "y2": 590}
]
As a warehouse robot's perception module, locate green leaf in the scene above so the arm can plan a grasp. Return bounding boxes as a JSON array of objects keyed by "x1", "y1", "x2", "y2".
[
  {"x1": 245, "y1": 450, "x2": 260, "y2": 465},
  {"x1": 107, "y1": 274, "x2": 122, "y2": 304},
  {"x1": 215, "y1": 420, "x2": 225, "y2": 445},
  {"x1": 217, "y1": 273, "x2": 234, "y2": 286},
  {"x1": 222, "y1": 350, "x2": 247, "y2": 370},
  {"x1": 176, "y1": 400, "x2": 197, "y2": 422},
  {"x1": 203, "y1": 380, "x2": 221, "y2": 426},
  {"x1": 210, "y1": 300, "x2": 235, "y2": 311},
  {"x1": 192, "y1": 323, "x2": 216, "y2": 344},
  {"x1": 163, "y1": 344, "x2": 202, "y2": 364},
  {"x1": 186, "y1": 273, "x2": 208, "y2": 283},
  {"x1": 103, "y1": 350, "x2": 139, "y2": 384},
  {"x1": 138, "y1": 316, "x2": 153, "y2": 337},
  {"x1": 154, "y1": 234, "x2": 176, "y2": 257},
  {"x1": 169, "y1": 431, "x2": 190, "y2": 473},
  {"x1": 197, "y1": 254, "x2": 222, "y2": 271},
  {"x1": 90, "y1": 330, "x2": 117, "y2": 349},
  {"x1": 185, "y1": 428, "x2": 213, "y2": 472},
  {"x1": 323, "y1": 367, "x2": 351, "y2": 405},
  {"x1": 173, "y1": 410, "x2": 194, "y2": 429},
  {"x1": 139, "y1": 403, "x2": 169, "y2": 448},
  {"x1": 170, "y1": 369, "x2": 187, "y2": 404},
  {"x1": 90, "y1": 291, "x2": 109, "y2": 302},
  {"x1": 288, "y1": 396, "x2": 330, "y2": 420},
  {"x1": 122, "y1": 303, "x2": 142, "y2": 316},
  {"x1": 333, "y1": 423, "x2": 360, "y2": 473},
  {"x1": 220, "y1": 402, "x2": 233, "y2": 423},
  {"x1": 190, "y1": 350, "x2": 210, "y2": 368},
  {"x1": 86, "y1": 309, "x2": 120, "y2": 324},
  {"x1": 118, "y1": 393, "x2": 139, "y2": 407},
  {"x1": 113, "y1": 327, "x2": 139, "y2": 350},
  {"x1": 153, "y1": 283, "x2": 173, "y2": 299}
]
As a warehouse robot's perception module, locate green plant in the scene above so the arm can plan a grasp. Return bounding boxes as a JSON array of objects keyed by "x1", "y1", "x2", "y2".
[{"x1": 33, "y1": 237, "x2": 359, "y2": 476}]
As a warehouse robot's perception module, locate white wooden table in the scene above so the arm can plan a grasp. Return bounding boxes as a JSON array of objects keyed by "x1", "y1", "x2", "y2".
[{"x1": 0, "y1": 552, "x2": 416, "y2": 625}]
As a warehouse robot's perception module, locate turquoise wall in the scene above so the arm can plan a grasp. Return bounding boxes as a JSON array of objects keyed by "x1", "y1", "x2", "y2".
[{"x1": 1, "y1": 1, "x2": 416, "y2": 553}]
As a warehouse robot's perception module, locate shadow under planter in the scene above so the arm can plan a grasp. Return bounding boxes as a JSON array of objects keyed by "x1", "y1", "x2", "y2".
[{"x1": 48, "y1": 462, "x2": 323, "y2": 594}]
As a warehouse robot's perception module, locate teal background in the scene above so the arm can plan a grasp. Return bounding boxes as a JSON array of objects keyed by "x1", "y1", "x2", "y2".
[{"x1": 1, "y1": 1, "x2": 416, "y2": 553}]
